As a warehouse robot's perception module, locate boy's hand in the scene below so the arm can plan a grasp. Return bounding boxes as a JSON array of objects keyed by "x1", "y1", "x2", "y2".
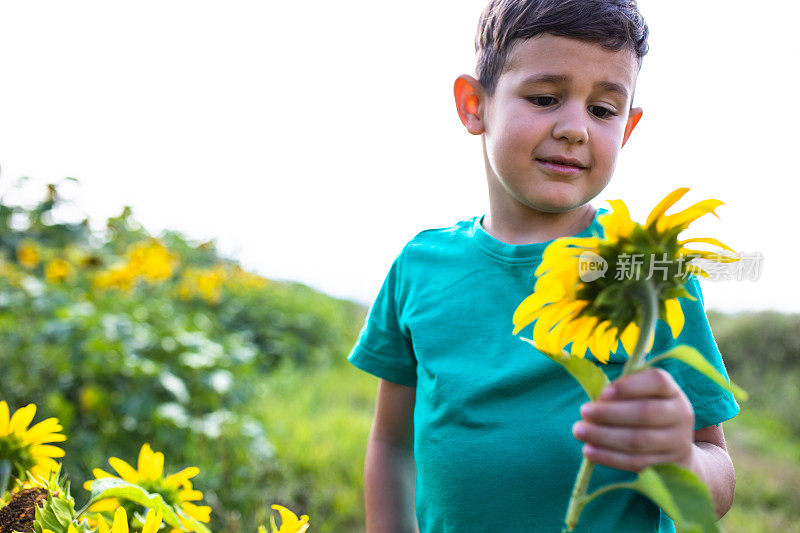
[{"x1": 572, "y1": 367, "x2": 696, "y2": 472}]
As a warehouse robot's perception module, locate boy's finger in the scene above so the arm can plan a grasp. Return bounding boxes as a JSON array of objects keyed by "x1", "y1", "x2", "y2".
[
  {"x1": 580, "y1": 398, "x2": 683, "y2": 426},
  {"x1": 573, "y1": 421, "x2": 679, "y2": 454},
  {"x1": 599, "y1": 368, "x2": 677, "y2": 400},
  {"x1": 581, "y1": 444, "x2": 675, "y2": 473}
]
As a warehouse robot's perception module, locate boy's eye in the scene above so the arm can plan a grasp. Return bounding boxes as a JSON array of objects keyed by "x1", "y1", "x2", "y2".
[
  {"x1": 590, "y1": 105, "x2": 617, "y2": 119},
  {"x1": 527, "y1": 96, "x2": 556, "y2": 106}
]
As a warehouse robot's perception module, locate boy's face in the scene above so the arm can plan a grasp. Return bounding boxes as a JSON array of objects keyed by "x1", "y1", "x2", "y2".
[{"x1": 459, "y1": 34, "x2": 642, "y2": 214}]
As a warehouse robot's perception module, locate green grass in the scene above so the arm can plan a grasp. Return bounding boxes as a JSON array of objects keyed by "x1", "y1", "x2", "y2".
[
  {"x1": 249, "y1": 359, "x2": 378, "y2": 533},
  {"x1": 719, "y1": 409, "x2": 800, "y2": 533}
]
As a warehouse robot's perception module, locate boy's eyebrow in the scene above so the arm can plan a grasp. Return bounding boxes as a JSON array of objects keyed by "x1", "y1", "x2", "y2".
[{"x1": 520, "y1": 73, "x2": 629, "y2": 100}]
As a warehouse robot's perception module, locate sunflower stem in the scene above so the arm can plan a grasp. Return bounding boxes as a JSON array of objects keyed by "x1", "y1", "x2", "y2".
[
  {"x1": 622, "y1": 280, "x2": 659, "y2": 376},
  {"x1": 562, "y1": 456, "x2": 596, "y2": 531},
  {"x1": 562, "y1": 281, "x2": 660, "y2": 531},
  {"x1": 0, "y1": 460, "x2": 10, "y2": 495}
]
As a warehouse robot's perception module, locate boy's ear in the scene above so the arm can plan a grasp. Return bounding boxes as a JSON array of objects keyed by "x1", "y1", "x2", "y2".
[
  {"x1": 621, "y1": 107, "x2": 643, "y2": 148},
  {"x1": 454, "y1": 74, "x2": 485, "y2": 135}
]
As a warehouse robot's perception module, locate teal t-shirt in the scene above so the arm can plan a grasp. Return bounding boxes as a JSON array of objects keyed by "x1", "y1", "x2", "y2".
[{"x1": 348, "y1": 208, "x2": 740, "y2": 532}]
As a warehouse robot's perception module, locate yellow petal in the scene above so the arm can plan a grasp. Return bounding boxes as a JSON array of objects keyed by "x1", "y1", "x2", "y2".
[
  {"x1": 98, "y1": 516, "x2": 111, "y2": 533},
  {"x1": 23, "y1": 418, "x2": 65, "y2": 445},
  {"x1": 112, "y1": 507, "x2": 129, "y2": 533},
  {"x1": 179, "y1": 488, "x2": 204, "y2": 502},
  {"x1": 588, "y1": 321, "x2": 611, "y2": 363},
  {"x1": 89, "y1": 498, "x2": 122, "y2": 512},
  {"x1": 599, "y1": 199, "x2": 635, "y2": 240},
  {"x1": 620, "y1": 322, "x2": 639, "y2": 356},
  {"x1": 165, "y1": 466, "x2": 199, "y2": 487},
  {"x1": 31, "y1": 444, "x2": 65, "y2": 458},
  {"x1": 142, "y1": 509, "x2": 164, "y2": 533},
  {"x1": 680, "y1": 249, "x2": 740, "y2": 263},
  {"x1": 656, "y1": 199, "x2": 724, "y2": 232},
  {"x1": 646, "y1": 187, "x2": 689, "y2": 228},
  {"x1": 686, "y1": 264, "x2": 710, "y2": 278},
  {"x1": 182, "y1": 502, "x2": 212, "y2": 522},
  {"x1": 9, "y1": 404, "x2": 36, "y2": 434},
  {"x1": 677, "y1": 237, "x2": 736, "y2": 253},
  {"x1": 109, "y1": 457, "x2": 140, "y2": 483},
  {"x1": 664, "y1": 299, "x2": 685, "y2": 338},
  {"x1": 0, "y1": 401, "x2": 10, "y2": 435}
]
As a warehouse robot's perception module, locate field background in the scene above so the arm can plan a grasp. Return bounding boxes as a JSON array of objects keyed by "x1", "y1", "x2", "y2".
[{"x1": 1, "y1": 183, "x2": 797, "y2": 532}]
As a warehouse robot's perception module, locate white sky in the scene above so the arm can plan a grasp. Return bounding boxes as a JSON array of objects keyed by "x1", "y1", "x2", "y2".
[{"x1": 1, "y1": 1, "x2": 798, "y2": 313}]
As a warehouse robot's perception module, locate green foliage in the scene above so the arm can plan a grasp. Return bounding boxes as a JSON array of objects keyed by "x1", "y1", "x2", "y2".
[
  {"x1": 0, "y1": 180, "x2": 364, "y2": 531},
  {"x1": 630, "y1": 464, "x2": 719, "y2": 533}
]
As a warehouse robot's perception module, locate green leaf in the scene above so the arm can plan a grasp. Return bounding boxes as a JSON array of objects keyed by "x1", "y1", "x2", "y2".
[
  {"x1": 85, "y1": 477, "x2": 183, "y2": 529},
  {"x1": 648, "y1": 344, "x2": 748, "y2": 401},
  {"x1": 630, "y1": 463, "x2": 719, "y2": 533},
  {"x1": 520, "y1": 337, "x2": 609, "y2": 400}
]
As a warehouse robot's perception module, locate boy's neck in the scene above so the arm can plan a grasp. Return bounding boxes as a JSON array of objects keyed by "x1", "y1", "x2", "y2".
[{"x1": 481, "y1": 203, "x2": 597, "y2": 245}]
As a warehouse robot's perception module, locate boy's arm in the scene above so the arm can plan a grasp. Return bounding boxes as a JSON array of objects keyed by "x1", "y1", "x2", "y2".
[
  {"x1": 686, "y1": 423, "x2": 735, "y2": 520},
  {"x1": 365, "y1": 379, "x2": 419, "y2": 533}
]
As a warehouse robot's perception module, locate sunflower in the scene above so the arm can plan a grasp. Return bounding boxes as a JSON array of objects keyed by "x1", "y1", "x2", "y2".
[
  {"x1": 512, "y1": 188, "x2": 738, "y2": 364},
  {"x1": 84, "y1": 443, "x2": 211, "y2": 531},
  {"x1": 0, "y1": 401, "x2": 66, "y2": 480}
]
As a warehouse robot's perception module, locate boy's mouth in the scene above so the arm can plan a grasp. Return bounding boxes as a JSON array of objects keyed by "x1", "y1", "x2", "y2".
[
  {"x1": 535, "y1": 156, "x2": 587, "y2": 169},
  {"x1": 535, "y1": 157, "x2": 587, "y2": 176}
]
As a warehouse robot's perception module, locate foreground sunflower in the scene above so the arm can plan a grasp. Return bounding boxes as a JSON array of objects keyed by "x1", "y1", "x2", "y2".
[
  {"x1": 0, "y1": 401, "x2": 66, "y2": 481},
  {"x1": 84, "y1": 443, "x2": 211, "y2": 531},
  {"x1": 512, "y1": 187, "x2": 738, "y2": 364}
]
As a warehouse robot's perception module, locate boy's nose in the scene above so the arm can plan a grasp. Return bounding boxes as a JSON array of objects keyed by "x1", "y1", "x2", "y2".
[{"x1": 551, "y1": 104, "x2": 589, "y2": 144}]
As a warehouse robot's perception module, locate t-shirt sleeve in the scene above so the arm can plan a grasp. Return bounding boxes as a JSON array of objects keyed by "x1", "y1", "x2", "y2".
[
  {"x1": 347, "y1": 249, "x2": 418, "y2": 387},
  {"x1": 651, "y1": 275, "x2": 740, "y2": 430}
]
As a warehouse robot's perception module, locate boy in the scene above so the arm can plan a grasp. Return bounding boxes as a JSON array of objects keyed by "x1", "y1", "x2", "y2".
[{"x1": 348, "y1": 0, "x2": 739, "y2": 531}]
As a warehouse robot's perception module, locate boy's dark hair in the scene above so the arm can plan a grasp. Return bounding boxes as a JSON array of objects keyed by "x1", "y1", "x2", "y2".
[{"x1": 475, "y1": 0, "x2": 649, "y2": 102}]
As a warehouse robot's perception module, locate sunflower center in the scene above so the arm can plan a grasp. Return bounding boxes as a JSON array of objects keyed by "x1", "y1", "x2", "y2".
[{"x1": 0, "y1": 488, "x2": 48, "y2": 533}]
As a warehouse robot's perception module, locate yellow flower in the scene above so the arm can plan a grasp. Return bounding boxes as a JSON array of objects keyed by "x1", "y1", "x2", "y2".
[
  {"x1": 84, "y1": 443, "x2": 211, "y2": 531},
  {"x1": 93, "y1": 263, "x2": 138, "y2": 293},
  {"x1": 96, "y1": 506, "x2": 163, "y2": 533},
  {"x1": 126, "y1": 240, "x2": 176, "y2": 282},
  {"x1": 268, "y1": 504, "x2": 310, "y2": 533},
  {"x1": 16, "y1": 240, "x2": 41, "y2": 268},
  {"x1": 513, "y1": 188, "x2": 737, "y2": 363},
  {"x1": 226, "y1": 265, "x2": 269, "y2": 293},
  {"x1": 177, "y1": 265, "x2": 227, "y2": 304},
  {"x1": 0, "y1": 401, "x2": 66, "y2": 479},
  {"x1": 44, "y1": 258, "x2": 75, "y2": 283}
]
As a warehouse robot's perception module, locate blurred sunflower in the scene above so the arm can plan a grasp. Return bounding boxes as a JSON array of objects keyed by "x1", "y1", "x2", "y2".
[
  {"x1": 0, "y1": 401, "x2": 66, "y2": 480},
  {"x1": 44, "y1": 258, "x2": 75, "y2": 283},
  {"x1": 126, "y1": 240, "x2": 177, "y2": 282},
  {"x1": 15, "y1": 240, "x2": 41, "y2": 269},
  {"x1": 177, "y1": 265, "x2": 227, "y2": 304},
  {"x1": 512, "y1": 188, "x2": 738, "y2": 363},
  {"x1": 84, "y1": 443, "x2": 211, "y2": 531}
]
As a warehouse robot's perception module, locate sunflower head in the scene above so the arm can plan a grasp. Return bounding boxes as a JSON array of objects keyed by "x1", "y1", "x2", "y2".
[
  {"x1": 513, "y1": 188, "x2": 737, "y2": 363},
  {"x1": 83, "y1": 443, "x2": 211, "y2": 530},
  {"x1": 0, "y1": 401, "x2": 66, "y2": 481}
]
